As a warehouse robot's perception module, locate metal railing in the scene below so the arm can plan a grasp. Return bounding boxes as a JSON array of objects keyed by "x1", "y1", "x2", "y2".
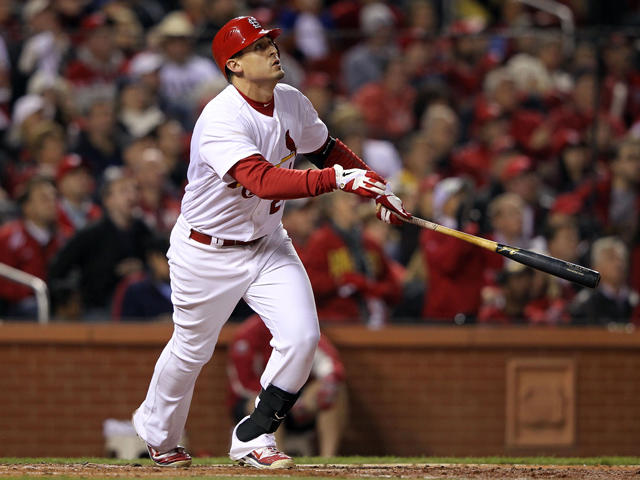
[{"x1": 0, "y1": 263, "x2": 49, "y2": 324}]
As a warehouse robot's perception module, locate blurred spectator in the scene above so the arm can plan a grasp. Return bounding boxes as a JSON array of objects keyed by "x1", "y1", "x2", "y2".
[
  {"x1": 72, "y1": 96, "x2": 122, "y2": 177},
  {"x1": 488, "y1": 192, "x2": 544, "y2": 253},
  {"x1": 397, "y1": 0, "x2": 438, "y2": 48},
  {"x1": 351, "y1": 56, "x2": 416, "y2": 141},
  {"x1": 18, "y1": 0, "x2": 70, "y2": 78},
  {"x1": 391, "y1": 132, "x2": 437, "y2": 196},
  {"x1": 64, "y1": 12, "x2": 125, "y2": 110},
  {"x1": 328, "y1": 102, "x2": 402, "y2": 179},
  {"x1": 601, "y1": 34, "x2": 640, "y2": 123},
  {"x1": 498, "y1": 154, "x2": 548, "y2": 238},
  {"x1": 196, "y1": 0, "x2": 243, "y2": 58},
  {"x1": 281, "y1": 197, "x2": 320, "y2": 256},
  {"x1": 534, "y1": 36, "x2": 572, "y2": 97},
  {"x1": 116, "y1": 77, "x2": 165, "y2": 141},
  {"x1": 4, "y1": 120, "x2": 66, "y2": 195},
  {"x1": 132, "y1": 146, "x2": 181, "y2": 235},
  {"x1": 154, "y1": 118, "x2": 188, "y2": 192},
  {"x1": 301, "y1": 71, "x2": 337, "y2": 124},
  {"x1": 341, "y1": 2, "x2": 399, "y2": 94},
  {"x1": 112, "y1": 235, "x2": 172, "y2": 321},
  {"x1": 227, "y1": 314, "x2": 347, "y2": 456},
  {"x1": 420, "y1": 177, "x2": 500, "y2": 323},
  {"x1": 26, "y1": 72, "x2": 77, "y2": 131},
  {"x1": 49, "y1": 166, "x2": 152, "y2": 320},
  {"x1": 7, "y1": 94, "x2": 53, "y2": 150},
  {"x1": 419, "y1": 102, "x2": 460, "y2": 176},
  {"x1": 104, "y1": 2, "x2": 144, "y2": 59},
  {"x1": 279, "y1": 0, "x2": 334, "y2": 65},
  {"x1": 522, "y1": 216, "x2": 584, "y2": 325},
  {"x1": 304, "y1": 192, "x2": 402, "y2": 327},
  {"x1": 478, "y1": 263, "x2": 534, "y2": 324},
  {"x1": 557, "y1": 136, "x2": 640, "y2": 244},
  {"x1": 444, "y1": 17, "x2": 498, "y2": 111},
  {"x1": 0, "y1": 176, "x2": 62, "y2": 319},
  {"x1": 152, "y1": 11, "x2": 221, "y2": 128},
  {"x1": 548, "y1": 129, "x2": 590, "y2": 193},
  {"x1": 55, "y1": 153, "x2": 101, "y2": 239},
  {"x1": 452, "y1": 101, "x2": 512, "y2": 187},
  {"x1": 570, "y1": 237, "x2": 639, "y2": 325}
]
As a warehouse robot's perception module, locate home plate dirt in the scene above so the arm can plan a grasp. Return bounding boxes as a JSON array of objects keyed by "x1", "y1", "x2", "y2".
[{"x1": 1, "y1": 463, "x2": 639, "y2": 479}]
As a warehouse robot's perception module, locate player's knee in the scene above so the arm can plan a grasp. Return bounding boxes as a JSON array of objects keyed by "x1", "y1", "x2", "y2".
[{"x1": 291, "y1": 330, "x2": 320, "y2": 361}]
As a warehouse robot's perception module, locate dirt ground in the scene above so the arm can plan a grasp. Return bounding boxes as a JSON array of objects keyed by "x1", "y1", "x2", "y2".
[{"x1": 1, "y1": 463, "x2": 640, "y2": 479}]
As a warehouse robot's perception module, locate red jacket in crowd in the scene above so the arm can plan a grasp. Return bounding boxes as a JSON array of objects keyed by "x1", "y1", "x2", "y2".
[
  {"x1": 303, "y1": 224, "x2": 402, "y2": 323},
  {"x1": 420, "y1": 225, "x2": 501, "y2": 321},
  {"x1": 226, "y1": 314, "x2": 345, "y2": 411},
  {"x1": 0, "y1": 220, "x2": 62, "y2": 304},
  {"x1": 56, "y1": 201, "x2": 102, "y2": 239}
]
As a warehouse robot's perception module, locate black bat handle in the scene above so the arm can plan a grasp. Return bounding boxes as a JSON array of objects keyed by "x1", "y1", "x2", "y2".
[{"x1": 496, "y1": 244, "x2": 601, "y2": 288}]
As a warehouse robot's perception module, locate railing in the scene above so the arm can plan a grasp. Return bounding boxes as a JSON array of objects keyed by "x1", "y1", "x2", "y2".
[{"x1": 0, "y1": 263, "x2": 49, "y2": 324}]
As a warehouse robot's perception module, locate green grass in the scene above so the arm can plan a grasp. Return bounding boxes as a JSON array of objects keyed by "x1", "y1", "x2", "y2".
[{"x1": 2, "y1": 456, "x2": 640, "y2": 465}]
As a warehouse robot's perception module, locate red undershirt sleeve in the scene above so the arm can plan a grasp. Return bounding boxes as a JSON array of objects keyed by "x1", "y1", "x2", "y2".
[
  {"x1": 307, "y1": 136, "x2": 370, "y2": 170},
  {"x1": 228, "y1": 154, "x2": 337, "y2": 200}
]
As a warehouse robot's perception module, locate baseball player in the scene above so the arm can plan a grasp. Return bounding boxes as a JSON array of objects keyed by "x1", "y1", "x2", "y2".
[{"x1": 132, "y1": 15, "x2": 410, "y2": 469}]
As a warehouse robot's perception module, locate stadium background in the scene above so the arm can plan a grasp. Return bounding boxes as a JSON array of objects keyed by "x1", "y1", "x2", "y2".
[{"x1": 0, "y1": 0, "x2": 639, "y2": 458}]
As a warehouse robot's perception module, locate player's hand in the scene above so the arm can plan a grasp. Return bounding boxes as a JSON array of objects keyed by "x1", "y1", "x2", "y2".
[
  {"x1": 339, "y1": 271, "x2": 370, "y2": 294},
  {"x1": 375, "y1": 185, "x2": 412, "y2": 225},
  {"x1": 333, "y1": 164, "x2": 386, "y2": 199}
]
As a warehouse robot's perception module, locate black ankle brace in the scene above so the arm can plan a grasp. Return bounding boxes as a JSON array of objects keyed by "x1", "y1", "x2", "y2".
[{"x1": 236, "y1": 384, "x2": 299, "y2": 442}]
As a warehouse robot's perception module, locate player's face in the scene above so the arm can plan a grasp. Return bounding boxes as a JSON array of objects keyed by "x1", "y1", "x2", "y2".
[{"x1": 232, "y1": 37, "x2": 284, "y2": 82}]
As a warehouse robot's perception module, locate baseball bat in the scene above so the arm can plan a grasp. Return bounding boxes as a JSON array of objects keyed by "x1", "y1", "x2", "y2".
[{"x1": 404, "y1": 215, "x2": 600, "y2": 288}]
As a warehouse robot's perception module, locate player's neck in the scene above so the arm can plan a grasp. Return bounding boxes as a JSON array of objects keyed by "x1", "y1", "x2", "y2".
[{"x1": 232, "y1": 78, "x2": 276, "y2": 104}]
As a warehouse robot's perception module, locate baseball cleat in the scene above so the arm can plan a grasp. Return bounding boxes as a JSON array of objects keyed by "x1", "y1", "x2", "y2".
[
  {"x1": 237, "y1": 446, "x2": 294, "y2": 469},
  {"x1": 147, "y1": 445, "x2": 192, "y2": 467}
]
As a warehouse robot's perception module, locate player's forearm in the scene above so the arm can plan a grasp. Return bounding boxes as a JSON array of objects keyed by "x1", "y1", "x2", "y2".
[
  {"x1": 229, "y1": 155, "x2": 336, "y2": 199},
  {"x1": 305, "y1": 137, "x2": 370, "y2": 170}
]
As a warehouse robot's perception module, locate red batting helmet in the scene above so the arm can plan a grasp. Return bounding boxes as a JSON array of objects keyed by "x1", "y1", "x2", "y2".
[{"x1": 212, "y1": 16, "x2": 281, "y2": 79}]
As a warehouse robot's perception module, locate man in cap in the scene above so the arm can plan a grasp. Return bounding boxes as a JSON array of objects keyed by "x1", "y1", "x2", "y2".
[{"x1": 131, "y1": 15, "x2": 410, "y2": 470}]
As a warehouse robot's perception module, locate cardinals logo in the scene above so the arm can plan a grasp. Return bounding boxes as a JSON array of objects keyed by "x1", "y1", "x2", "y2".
[{"x1": 227, "y1": 130, "x2": 297, "y2": 191}]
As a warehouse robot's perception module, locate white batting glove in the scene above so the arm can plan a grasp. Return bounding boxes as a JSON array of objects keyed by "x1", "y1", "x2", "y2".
[
  {"x1": 334, "y1": 164, "x2": 386, "y2": 199},
  {"x1": 375, "y1": 184, "x2": 411, "y2": 225}
]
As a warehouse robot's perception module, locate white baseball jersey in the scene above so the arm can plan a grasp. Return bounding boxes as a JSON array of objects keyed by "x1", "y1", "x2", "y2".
[{"x1": 181, "y1": 83, "x2": 328, "y2": 241}]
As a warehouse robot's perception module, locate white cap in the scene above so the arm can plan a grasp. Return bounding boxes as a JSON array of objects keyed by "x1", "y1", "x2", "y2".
[
  {"x1": 128, "y1": 51, "x2": 164, "y2": 77},
  {"x1": 360, "y1": 2, "x2": 395, "y2": 36},
  {"x1": 22, "y1": 0, "x2": 50, "y2": 21},
  {"x1": 12, "y1": 94, "x2": 45, "y2": 128},
  {"x1": 432, "y1": 177, "x2": 465, "y2": 216},
  {"x1": 154, "y1": 12, "x2": 195, "y2": 38}
]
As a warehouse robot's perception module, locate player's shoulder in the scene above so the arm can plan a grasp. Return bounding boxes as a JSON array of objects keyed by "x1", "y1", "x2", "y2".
[
  {"x1": 199, "y1": 85, "x2": 249, "y2": 123},
  {"x1": 274, "y1": 82, "x2": 306, "y2": 103}
]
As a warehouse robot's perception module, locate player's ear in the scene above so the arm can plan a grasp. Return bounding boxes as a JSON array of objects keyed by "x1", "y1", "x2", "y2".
[{"x1": 226, "y1": 58, "x2": 242, "y2": 76}]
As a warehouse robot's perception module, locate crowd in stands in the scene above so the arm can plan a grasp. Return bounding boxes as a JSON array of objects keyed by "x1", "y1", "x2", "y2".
[{"x1": 0, "y1": 0, "x2": 639, "y2": 326}]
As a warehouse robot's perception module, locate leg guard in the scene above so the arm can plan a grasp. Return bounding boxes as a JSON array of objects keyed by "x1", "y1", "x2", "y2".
[{"x1": 236, "y1": 384, "x2": 299, "y2": 442}]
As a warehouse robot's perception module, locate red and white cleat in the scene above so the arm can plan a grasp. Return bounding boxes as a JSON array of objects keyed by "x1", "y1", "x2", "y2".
[
  {"x1": 237, "y1": 446, "x2": 294, "y2": 469},
  {"x1": 147, "y1": 445, "x2": 192, "y2": 467}
]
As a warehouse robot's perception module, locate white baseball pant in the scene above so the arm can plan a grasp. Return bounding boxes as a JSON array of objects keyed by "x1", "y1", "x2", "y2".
[{"x1": 132, "y1": 215, "x2": 320, "y2": 457}]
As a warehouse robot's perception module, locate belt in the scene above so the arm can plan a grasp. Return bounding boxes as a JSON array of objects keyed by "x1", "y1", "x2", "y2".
[{"x1": 189, "y1": 228, "x2": 262, "y2": 247}]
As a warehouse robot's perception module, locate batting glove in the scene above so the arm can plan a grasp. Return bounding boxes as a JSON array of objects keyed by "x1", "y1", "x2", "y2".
[
  {"x1": 334, "y1": 164, "x2": 386, "y2": 199},
  {"x1": 376, "y1": 185, "x2": 412, "y2": 225}
]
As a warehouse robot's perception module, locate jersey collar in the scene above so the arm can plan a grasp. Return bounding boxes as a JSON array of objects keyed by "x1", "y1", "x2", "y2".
[{"x1": 234, "y1": 87, "x2": 274, "y2": 117}]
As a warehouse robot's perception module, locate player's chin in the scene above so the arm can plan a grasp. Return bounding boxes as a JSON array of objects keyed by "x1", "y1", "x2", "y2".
[{"x1": 274, "y1": 67, "x2": 285, "y2": 80}]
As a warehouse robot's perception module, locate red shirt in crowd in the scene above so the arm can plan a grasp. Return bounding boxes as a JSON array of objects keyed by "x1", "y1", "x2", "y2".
[
  {"x1": 0, "y1": 220, "x2": 62, "y2": 304},
  {"x1": 303, "y1": 224, "x2": 402, "y2": 323},
  {"x1": 420, "y1": 225, "x2": 501, "y2": 321},
  {"x1": 226, "y1": 314, "x2": 345, "y2": 411}
]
